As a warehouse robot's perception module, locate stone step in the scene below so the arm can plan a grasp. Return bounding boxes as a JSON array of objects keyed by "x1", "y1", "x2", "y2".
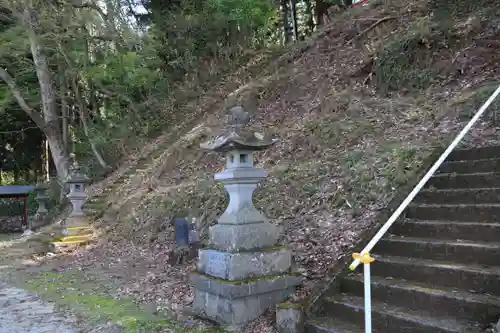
[
  {"x1": 415, "y1": 188, "x2": 500, "y2": 204},
  {"x1": 135, "y1": 157, "x2": 153, "y2": 168},
  {"x1": 151, "y1": 148, "x2": 166, "y2": 160},
  {"x1": 391, "y1": 220, "x2": 500, "y2": 242},
  {"x1": 85, "y1": 211, "x2": 105, "y2": 220},
  {"x1": 322, "y1": 295, "x2": 483, "y2": 333},
  {"x1": 340, "y1": 275, "x2": 500, "y2": 323},
  {"x1": 123, "y1": 169, "x2": 135, "y2": 176},
  {"x1": 448, "y1": 146, "x2": 500, "y2": 162},
  {"x1": 83, "y1": 207, "x2": 102, "y2": 214},
  {"x1": 66, "y1": 225, "x2": 92, "y2": 231},
  {"x1": 65, "y1": 226, "x2": 93, "y2": 236},
  {"x1": 66, "y1": 228, "x2": 93, "y2": 237},
  {"x1": 377, "y1": 236, "x2": 500, "y2": 266},
  {"x1": 306, "y1": 317, "x2": 362, "y2": 333},
  {"x1": 87, "y1": 197, "x2": 105, "y2": 203},
  {"x1": 84, "y1": 201, "x2": 108, "y2": 209},
  {"x1": 371, "y1": 255, "x2": 500, "y2": 296},
  {"x1": 427, "y1": 172, "x2": 500, "y2": 189},
  {"x1": 406, "y1": 203, "x2": 500, "y2": 222},
  {"x1": 59, "y1": 234, "x2": 92, "y2": 242},
  {"x1": 438, "y1": 158, "x2": 500, "y2": 174},
  {"x1": 50, "y1": 238, "x2": 91, "y2": 247}
]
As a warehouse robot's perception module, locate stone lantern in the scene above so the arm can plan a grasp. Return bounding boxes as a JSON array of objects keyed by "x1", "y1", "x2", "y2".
[
  {"x1": 34, "y1": 182, "x2": 49, "y2": 220},
  {"x1": 66, "y1": 162, "x2": 91, "y2": 218},
  {"x1": 190, "y1": 106, "x2": 301, "y2": 328}
]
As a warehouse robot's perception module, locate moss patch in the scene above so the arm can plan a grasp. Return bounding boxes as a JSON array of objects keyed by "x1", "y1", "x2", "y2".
[
  {"x1": 373, "y1": 18, "x2": 450, "y2": 92},
  {"x1": 277, "y1": 301, "x2": 303, "y2": 310},
  {"x1": 22, "y1": 271, "x2": 178, "y2": 333},
  {"x1": 452, "y1": 82, "x2": 500, "y2": 123},
  {"x1": 192, "y1": 271, "x2": 301, "y2": 285}
]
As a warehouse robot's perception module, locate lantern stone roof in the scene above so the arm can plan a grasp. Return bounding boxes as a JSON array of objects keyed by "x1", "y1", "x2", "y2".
[
  {"x1": 200, "y1": 106, "x2": 278, "y2": 153},
  {"x1": 35, "y1": 181, "x2": 49, "y2": 191},
  {"x1": 67, "y1": 172, "x2": 91, "y2": 184},
  {"x1": 66, "y1": 162, "x2": 91, "y2": 184}
]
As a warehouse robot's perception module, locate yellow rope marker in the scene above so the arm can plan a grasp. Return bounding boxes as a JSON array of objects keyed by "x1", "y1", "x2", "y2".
[{"x1": 352, "y1": 252, "x2": 375, "y2": 265}]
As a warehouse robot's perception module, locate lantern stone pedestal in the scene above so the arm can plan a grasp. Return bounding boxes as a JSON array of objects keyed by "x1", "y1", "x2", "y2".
[{"x1": 190, "y1": 107, "x2": 301, "y2": 328}]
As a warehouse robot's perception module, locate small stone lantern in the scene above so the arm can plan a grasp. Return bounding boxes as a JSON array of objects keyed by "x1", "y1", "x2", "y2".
[
  {"x1": 66, "y1": 163, "x2": 91, "y2": 218},
  {"x1": 34, "y1": 182, "x2": 49, "y2": 220},
  {"x1": 190, "y1": 106, "x2": 301, "y2": 328}
]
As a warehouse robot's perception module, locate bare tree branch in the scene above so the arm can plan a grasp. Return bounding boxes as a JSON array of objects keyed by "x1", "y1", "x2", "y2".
[
  {"x1": 0, "y1": 67, "x2": 45, "y2": 128},
  {"x1": 70, "y1": 0, "x2": 108, "y2": 20}
]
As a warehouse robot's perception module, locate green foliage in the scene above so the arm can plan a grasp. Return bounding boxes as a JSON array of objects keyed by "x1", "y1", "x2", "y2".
[
  {"x1": 455, "y1": 83, "x2": 500, "y2": 123},
  {"x1": 24, "y1": 271, "x2": 174, "y2": 333},
  {"x1": 0, "y1": 0, "x2": 286, "y2": 185},
  {"x1": 431, "y1": 0, "x2": 498, "y2": 19},
  {"x1": 373, "y1": 18, "x2": 449, "y2": 92},
  {"x1": 151, "y1": 0, "x2": 278, "y2": 77}
]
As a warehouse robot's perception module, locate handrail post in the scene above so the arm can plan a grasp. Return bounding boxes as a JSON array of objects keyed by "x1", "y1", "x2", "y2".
[{"x1": 353, "y1": 252, "x2": 375, "y2": 333}]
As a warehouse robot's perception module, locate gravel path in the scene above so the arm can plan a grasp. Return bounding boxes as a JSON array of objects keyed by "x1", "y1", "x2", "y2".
[{"x1": 0, "y1": 282, "x2": 80, "y2": 333}]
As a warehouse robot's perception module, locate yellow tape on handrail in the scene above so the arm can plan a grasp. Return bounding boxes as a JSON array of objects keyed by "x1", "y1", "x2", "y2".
[{"x1": 352, "y1": 252, "x2": 375, "y2": 265}]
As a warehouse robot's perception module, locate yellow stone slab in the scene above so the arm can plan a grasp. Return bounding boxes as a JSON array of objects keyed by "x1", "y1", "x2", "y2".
[
  {"x1": 59, "y1": 234, "x2": 93, "y2": 242},
  {"x1": 66, "y1": 225, "x2": 92, "y2": 231},
  {"x1": 65, "y1": 225, "x2": 93, "y2": 236},
  {"x1": 51, "y1": 239, "x2": 89, "y2": 246}
]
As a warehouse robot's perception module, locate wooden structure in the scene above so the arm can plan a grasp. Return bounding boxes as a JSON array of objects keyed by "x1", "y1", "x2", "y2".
[{"x1": 0, "y1": 185, "x2": 35, "y2": 229}]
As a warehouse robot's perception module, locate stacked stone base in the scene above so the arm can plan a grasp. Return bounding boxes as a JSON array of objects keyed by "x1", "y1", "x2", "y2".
[
  {"x1": 192, "y1": 246, "x2": 301, "y2": 327},
  {"x1": 191, "y1": 273, "x2": 301, "y2": 327}
]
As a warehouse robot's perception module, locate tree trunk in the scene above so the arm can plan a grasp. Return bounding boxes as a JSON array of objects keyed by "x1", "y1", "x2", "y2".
[
  {"x1": 23, "y1": 4, "x2": 69, "y2": 182},
  {"x1": 304, "y1": 0, "x2": 315, "y2": 34},
  {"x1": 315, "y1": 0, "x2": 330, "y2": 26},
  {"x1": 281, "y1": 0, "x2": 291, "y2": 44},
  {"x1": 289, "y1": 0, "x2": 299, "y2": 42},
  {"x1": 70, "y1": 75, "x2": 109, "y2": 170},
  {"x1": 79, "y1": 107, "x2": 109, "y2": 169},
  {"x1": 60, "y1": 72, "x2": 69, "y2": 159}
]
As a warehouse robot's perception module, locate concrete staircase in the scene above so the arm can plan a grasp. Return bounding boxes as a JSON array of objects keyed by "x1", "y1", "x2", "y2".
[{"x1": 308, "y1": 146, "x2": 500, "y2": 333}]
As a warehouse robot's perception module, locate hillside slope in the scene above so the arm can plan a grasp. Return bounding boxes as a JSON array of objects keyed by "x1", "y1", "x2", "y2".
[{"x1": 16, "y1": 0, "x2": 500, "y2": 331}]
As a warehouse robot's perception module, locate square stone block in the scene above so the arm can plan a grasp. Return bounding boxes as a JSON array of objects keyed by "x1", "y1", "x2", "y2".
[
  {"x1": 209, "y1": 222, "x2": 278, "y2": 251},
  {"x1": 198, "y1": 248, "x2": 292, "y2": 281},
  {"x1": 191, "y1": 273, "x2": 301, "y2": 327},
  {"x1": 276, "y1": 307, "x2": 304, "y2": 333}
]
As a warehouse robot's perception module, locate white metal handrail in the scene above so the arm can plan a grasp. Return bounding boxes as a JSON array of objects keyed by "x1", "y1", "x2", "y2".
[{"x1": 348, "y1": 83, "x2": 500, "y2": 333}]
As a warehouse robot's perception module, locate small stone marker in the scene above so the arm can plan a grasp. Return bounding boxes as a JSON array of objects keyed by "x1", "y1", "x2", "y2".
[
  {"x1": 170, "y1": 216, "x2": 199, "y2": 265},
  {"x1": 276, "y1": 303, "x2": 305, "y2": 333},
  {"x1": 190, "y1": 106, "x2": 301, "y2": 328},
  {"x1": 172, "y1": 217, "x2": 190, "y2": 246}
]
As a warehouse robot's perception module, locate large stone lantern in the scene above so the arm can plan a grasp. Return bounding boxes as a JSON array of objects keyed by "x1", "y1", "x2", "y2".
[
  {"x1": 66, "y1": 163, "x2": 91, "y2": 218},
  {"x1": 190, "y1": 106, "x2": 301, "y2": 328}
]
